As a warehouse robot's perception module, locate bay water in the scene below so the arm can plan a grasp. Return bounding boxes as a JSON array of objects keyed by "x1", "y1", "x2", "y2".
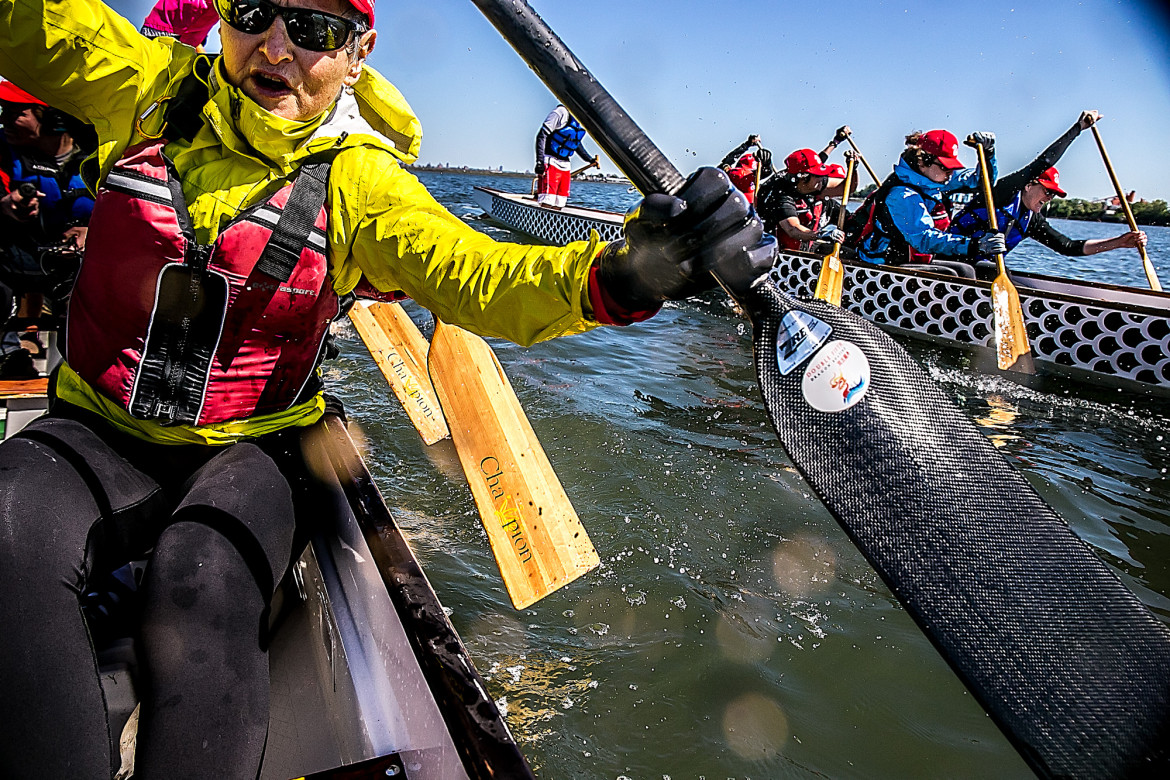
[{"x1": 328, "y1": 172, "x2": 1170, "y2": 779}]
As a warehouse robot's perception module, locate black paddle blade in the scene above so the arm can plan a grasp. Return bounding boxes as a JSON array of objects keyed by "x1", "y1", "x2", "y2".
[{"x1": 747, "y1": 270, "x2": 1170, "y2": 779}]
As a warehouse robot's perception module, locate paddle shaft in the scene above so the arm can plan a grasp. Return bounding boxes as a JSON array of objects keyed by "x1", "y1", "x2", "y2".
[
  {"x1": 844, "y1": 136, "x2": 881, "y2": 185},
  {"x1": 571, "y1": 160, "x2": 598, "y2": 177},
  {"x1": 1090, "y1": 125, "x2": 1162, "y2": 291},
  {"x1": 972, "y1": 144, "x2": 1007, "y2": 276}
]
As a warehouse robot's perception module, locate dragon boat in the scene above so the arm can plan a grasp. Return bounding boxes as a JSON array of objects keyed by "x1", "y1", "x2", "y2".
[{"x1": 473, "y1": 185, "x2": 1170, "y2": 399}]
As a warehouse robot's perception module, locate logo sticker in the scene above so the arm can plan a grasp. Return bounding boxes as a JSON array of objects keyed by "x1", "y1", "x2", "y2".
[
  {"x1": 775, "y1": 310, "x2": 832, "y2": 375},
  {"x1": 801, "y1": 340, "x2": 871, "y2": 413}
]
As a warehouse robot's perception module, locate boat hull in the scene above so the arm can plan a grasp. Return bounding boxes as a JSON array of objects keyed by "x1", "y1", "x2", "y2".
[{"x1": 472, "y1": 185, "x2": 1170, "y2": 399}]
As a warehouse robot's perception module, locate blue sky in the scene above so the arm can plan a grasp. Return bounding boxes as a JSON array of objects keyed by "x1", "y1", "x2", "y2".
[{"x1": 108, "y1": 0, "x2": 1170, "y2": 201}]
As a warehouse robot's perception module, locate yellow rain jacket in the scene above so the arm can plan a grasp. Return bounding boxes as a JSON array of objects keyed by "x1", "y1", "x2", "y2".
[{"x1": 0, "y1": 0, "x2": 606, "y2": 444}]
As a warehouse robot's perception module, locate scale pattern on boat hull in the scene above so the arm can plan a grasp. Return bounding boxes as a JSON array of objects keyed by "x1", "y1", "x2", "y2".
[
  {"x1": 474, "y1": 188, "x2": 623, "y2": 244},
  {"x1": 770, "y1": 253, "x2": 1170, "y2": 395}
]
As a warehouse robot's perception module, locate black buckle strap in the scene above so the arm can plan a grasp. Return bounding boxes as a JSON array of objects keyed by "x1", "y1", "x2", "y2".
[{"x1": 254, "y1": 161, "x2": 331, "y2": 283}]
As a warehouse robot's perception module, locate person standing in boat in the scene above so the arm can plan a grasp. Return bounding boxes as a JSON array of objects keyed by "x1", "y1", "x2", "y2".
[
  {"x1": 851, "y1": 129, "x2": 1004, "y2": 278},
  {"x1": 0, "y1": 0, "x2": 775, "y2": 777},
  {"x1": 535, "y1": 103, "x2": 599, "y2": 209},
  {"x1": 948, "y1": 111, "x2": 1147, "y2": 276}
]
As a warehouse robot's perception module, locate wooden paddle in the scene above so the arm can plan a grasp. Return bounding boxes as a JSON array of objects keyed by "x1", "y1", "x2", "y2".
[
  {"x1": 348, "y1": 302, "x2": 450, "y2": 445},
  {"x1": 1090, "y1": 125, "x2": 1162, "y2": 292},
  {"x1": 469, "y1": 3, "x2": 1170, "y2": 776},
  {"x1": 427, "y1": 320, "x2": 599, "y2": 609},
  {"x1": 812, "y1": 154, "x2": 855, "y2": 307},
  {"x1": 842, "y1": 133, "x2": 881, "y2": 186},
  {"x1": 571, "y1": 159, "x2": 600, "y2": 177},
  {"x1": 967, "y1": 138, "x2": 1034, "y2": 373}
]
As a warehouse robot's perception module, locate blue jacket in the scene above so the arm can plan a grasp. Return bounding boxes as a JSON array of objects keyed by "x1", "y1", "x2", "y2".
[{"x1": 858, "y1": 153, "x2": 996, "y2": 264}]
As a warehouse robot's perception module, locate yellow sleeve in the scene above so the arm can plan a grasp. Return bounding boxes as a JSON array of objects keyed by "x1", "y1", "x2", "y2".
[
  {"x1": 0, "y1": 0, "x2": 187, "y2": 152},
  {"x1": 329, "y1": 148, "x2": 606, "y2": 347}
]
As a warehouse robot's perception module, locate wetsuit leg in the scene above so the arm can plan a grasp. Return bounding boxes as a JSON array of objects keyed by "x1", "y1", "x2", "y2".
[
  {"x1": 0, "y1": 416, "x2": 164, "y2": 779},
  {"x1": 135, "y1": 442, "x2": 296, "y2": 780}
]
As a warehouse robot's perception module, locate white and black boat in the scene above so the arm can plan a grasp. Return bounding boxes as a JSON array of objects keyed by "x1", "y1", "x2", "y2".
[{"x1": 473, "y1": 185, "x2": 1170, "y2": 399}]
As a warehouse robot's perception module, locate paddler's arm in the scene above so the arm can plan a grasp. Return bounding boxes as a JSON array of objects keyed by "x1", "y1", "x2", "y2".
[
  {"x1": 948, "y1": 132, "x2": 997, "y2": 193},
  {"x1": 141, "y1": 0, "x2": 220, "y2": 47},
  {"x1": 0, "y1": 0, "x2": 186, "y2": 148},
  {"x1": 331, "y1": 151, "x2": 607, "y2": 346}
]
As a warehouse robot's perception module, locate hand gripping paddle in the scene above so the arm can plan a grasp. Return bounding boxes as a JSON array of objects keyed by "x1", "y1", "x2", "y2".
[{"x1": 470, "y1": 1, "x2": 1170, "y2": 776}]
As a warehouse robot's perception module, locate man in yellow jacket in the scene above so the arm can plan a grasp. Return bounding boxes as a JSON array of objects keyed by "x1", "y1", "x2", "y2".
[{"x1": 0, "y1": 0, "x2": 776, "y2": 776}]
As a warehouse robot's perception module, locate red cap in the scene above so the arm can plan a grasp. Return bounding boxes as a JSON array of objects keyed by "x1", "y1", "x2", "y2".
[
  {"x1": 825, "y1": 163, "x2": 846, "y2": 178},
  {"x1": 348, "y1": 0, "x2": 374, "y2": 25},
  {"x1": 784, "y1": 148, "x2": 836, "y2": 177},
  {"x1": 1036, "y1": 166, "x2": 1067, "y2": 198},
  {"x1": 735, "y1": 153, "x2": 756, "y2": 170},
  {"x1": 0, "y1": 80, "x2": 47, "y2": 107},
  {"x1": 919, "y1": 129, "x2": 964, "y2": 170}
]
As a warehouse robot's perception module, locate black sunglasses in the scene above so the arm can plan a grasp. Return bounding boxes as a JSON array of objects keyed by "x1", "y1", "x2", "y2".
[{"x1": 214, "y1": 0, "x2": 367, "y2": 53}]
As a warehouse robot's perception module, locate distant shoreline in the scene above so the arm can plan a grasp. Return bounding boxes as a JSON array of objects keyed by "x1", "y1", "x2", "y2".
[{"x1": 408, "y1": 164, "x2": 631, "y2": 185}]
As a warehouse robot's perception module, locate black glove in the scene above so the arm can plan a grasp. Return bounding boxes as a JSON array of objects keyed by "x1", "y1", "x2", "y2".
[
  {"x1": 833, "y1": 125, "x2": 851, "y2": 144},
  {"x1": 596, "y1": 167, "x2": 777, "y2": 311},
  {"x1": 972, "y1": 232, "x2": 1006, "y2": 256},
  {"x1": 535, "y1": 161, "x2": 546, "y2": 176},
  {"x1": 969, "y1": 131, "x2": 995, "y2": 154}
]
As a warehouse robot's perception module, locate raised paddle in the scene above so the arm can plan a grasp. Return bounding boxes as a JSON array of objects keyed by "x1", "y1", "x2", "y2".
[
  {"x1": 842, "y1": 132, "x2": 881, "y2": 186},
  {"x1": 470, "y1": 1, "x2": 1170, "y2": 776},
  {"x1": 427, "y1": 320, "x2": 599, "y2": 609},
  {"x1": 966, "y1": 138, "x2": 1035, "y2": 374},
  {"x1": 1090, "y1": 125, "x2": 1162, "y2": 292},
  {"x1": 348, "y1": 302, "x2": 450, "y2": 445},
  {"x1": 812, "y1": 153, "x2": 855, "y2": 307}
]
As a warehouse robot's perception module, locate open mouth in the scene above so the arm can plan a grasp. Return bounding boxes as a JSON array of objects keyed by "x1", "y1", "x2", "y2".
[{"x1": 250, "y1": 72, "x2": 294, "y2": 98}]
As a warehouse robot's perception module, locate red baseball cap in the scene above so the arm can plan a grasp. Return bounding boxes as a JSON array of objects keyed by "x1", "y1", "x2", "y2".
[
  {"x1": 735, "y1": 153, "x2": 756, "y2": 170},
  {"x1": 1036, "y1": 166, "x2": 1067, "y2": 198},
  {"x1": 919, "y1": 129, "x2": 964, "y2": 170},
  {"x1": 784, "y1": 148, "x2": 836, "y2": 177},
  {"x1": 348, "y1": 0, "x2": 375, "y2": 25},
  {"x1": 0, "y1": 80, "x2": 47, "y2": 107}
]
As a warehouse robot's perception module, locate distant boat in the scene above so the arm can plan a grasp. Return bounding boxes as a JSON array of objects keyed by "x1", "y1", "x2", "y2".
[{"x1": 473, "y1": 186, "x2": 1170, "y2": 399}]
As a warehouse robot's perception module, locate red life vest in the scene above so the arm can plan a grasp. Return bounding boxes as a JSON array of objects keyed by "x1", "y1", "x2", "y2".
[
  {"x1": 65, "y1": 140, "x2": 341, "y2": 426},
  {"x1": 777, "y1": 198, "x2": 825, "y2": 252},
  {"x1": 726, "y1": 154, "x2": 757, "y2": 204}
]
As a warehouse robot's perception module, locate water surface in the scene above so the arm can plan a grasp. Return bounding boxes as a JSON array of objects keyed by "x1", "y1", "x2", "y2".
[{"x1": 330, "y1": 171, "x2": 1170, "y2": 779}]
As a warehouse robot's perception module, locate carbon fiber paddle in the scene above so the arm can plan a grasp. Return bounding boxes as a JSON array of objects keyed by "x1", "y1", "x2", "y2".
[{"x1": 470, "y1": 1, "x2": 1170, "y2": 777}]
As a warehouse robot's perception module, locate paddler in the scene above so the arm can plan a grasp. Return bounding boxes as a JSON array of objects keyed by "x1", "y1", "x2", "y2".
[
  {"x1": 756, "y1": 147, "x2": 858, "y2": 253},
  {"x1": 0, "y1": 0, "x2": 775, "y2": 777},
  {"x1": 948, "y1": 110, "x2": 1148, "y2": 276},
  {"x1": 535, "y1": 103, "x2": 600, "y2": 209},
  {"x1": 0, "y1": 79, "x2": 95, "y2": 377},
  {"x1": 852, "y1": 128, "x2": 1005, "y2": 278}
]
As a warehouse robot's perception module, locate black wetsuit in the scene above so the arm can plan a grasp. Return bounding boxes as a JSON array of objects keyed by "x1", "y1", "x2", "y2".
[{"x1": 0, "y1": 399, "x2": 316, "y2": 778}]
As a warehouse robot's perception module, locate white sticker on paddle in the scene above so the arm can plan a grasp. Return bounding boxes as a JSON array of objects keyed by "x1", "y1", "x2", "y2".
[
  {"x1": 801, "y1": 340, "x2": 871, "y2": 413},
  {"x1": 775, "y1": 310, "x2": 832, "y2": 376}
]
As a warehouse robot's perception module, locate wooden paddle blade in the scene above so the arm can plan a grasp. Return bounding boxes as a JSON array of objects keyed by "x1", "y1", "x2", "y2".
[
  {"x1": 991, "y1": 273, "x2": 1033, "y2": 373},
  {"x1": 349, "y1": 303, "x2": 450, "y2": 445},
  {"x1": 428, "y1": 321, "x2": 599, "y2": 609},
  {"x1": 812, "y1": 249, "x2": 844, "y2": 307}
]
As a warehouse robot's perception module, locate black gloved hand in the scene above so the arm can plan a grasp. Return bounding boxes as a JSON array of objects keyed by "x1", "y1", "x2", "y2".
[
  {"x1": 969, "y1": 131, "x2": 995, "y2": 154},
  {"x1": 535, "y1": 161, "x2": 546, "y2": 177},
  {"x1": 596, "y1": 167, "x2": 777, "y2": 312},
  {"x1": 833, "y1": 125, "x2": 851, "y2": 144},
  {"x1": 973, "y1": 232, "x2": 1006, "y2": 256}
]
